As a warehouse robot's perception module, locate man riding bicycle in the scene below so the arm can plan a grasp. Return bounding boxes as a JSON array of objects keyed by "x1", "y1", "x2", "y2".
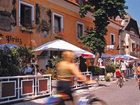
[
  {"x1": 115, "y1": 67, "x2": 123, "y2": 85},
  {"x1": 56, "y1": 50, "x2": 96, "y2": 105}
]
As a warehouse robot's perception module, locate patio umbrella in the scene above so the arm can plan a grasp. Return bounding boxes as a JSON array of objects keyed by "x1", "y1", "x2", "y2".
[
  {"x1": 113, "y1": 54, "x2": 138, "y2": 60},
  {"x1": 33, "y1": 39, "x2": 89, "y2": 54},
  {"x1": 0, "y1": 43, "x2": 18, "y2": 49},
  {"x1": 75, "y1": 50, "x2": 95, "y2": 58},
  {"x1": 101, "y1": 54, "x2": 113, "y2": 59},
  {"x1": 81, "y1": 53, "x2": 95, "y2": 58},
  {"x1": 125, "y1": 54, "x2": 138, "y2": 60}
]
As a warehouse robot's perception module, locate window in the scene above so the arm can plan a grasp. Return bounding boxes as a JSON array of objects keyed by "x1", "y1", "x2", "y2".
[
  {"x1": 136, "y1": 44, "x2": 139, "y2": 51},
  {"x1": 19, "y1": 1, "x2": 34, "y2": 27},
  {"x1": 132, "y1": 43, "x2": 135, "y2": 51},
  {"x1": 77, "y1": 22, "x2": 84, "y2": 38},
  {"x1": 52, "y1": 13, "x2": 63, "y2": 33},
  {"x1": 110, "y1": 34, "x2": 115, "y2": 45}
]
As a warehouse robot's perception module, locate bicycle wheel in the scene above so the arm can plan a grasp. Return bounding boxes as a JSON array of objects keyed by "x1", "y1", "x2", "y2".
[
  {"x1": 89, "y1": 98, "x2": 107, "y2": 105},
  {"x1": 119, "y1": 78, "x2": 123, "y2": 88},
  {"x1": 90, "y1": 100, "x2": 107, "y2": 105}
]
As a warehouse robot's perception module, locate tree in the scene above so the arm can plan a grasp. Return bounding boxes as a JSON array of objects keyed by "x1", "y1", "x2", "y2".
[
  {"x1": 0, "y1": 46, "x2": 33, "y2": 76},
  {"x1": 77, "y1": 0, "x2": 127, "y2": 65}
]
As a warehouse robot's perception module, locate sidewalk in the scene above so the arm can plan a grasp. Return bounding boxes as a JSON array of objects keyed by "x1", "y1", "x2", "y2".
[{"x1": 11, "y1": 79, "x2": 117, "y2": 105}]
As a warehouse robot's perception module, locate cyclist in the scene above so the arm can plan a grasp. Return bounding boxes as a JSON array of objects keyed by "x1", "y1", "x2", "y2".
[
  {"x1": 56, "y1": 50, "x2": 96, "y2": 105},
  {"x1": 115, "y1": 66, "x2": 123, "y2": 85},
  {"x1": 136, "y1": 63, "x2": 140, "y2": 85}
]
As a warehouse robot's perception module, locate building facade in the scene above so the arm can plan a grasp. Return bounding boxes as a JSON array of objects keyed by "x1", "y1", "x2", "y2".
[
  {"x1": 119, "y1": 15, "x2": 140, "y2": 58},
  {"x1": 0, "y1": 0, "x2": 122, "y2": 55}
]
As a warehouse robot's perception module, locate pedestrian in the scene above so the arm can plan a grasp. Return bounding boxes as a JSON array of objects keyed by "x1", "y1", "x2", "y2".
[
  {"x1": 48, "y1": 59, "x2": 53, "y2": 68},
  {"x1": 132, "y1": 63, "x2": 137, "y2": 79},
  {"x1": 79, "y1": 56, "x2": 87, "y2": 72},
  {"x1": 136, "y1": 63, "x2": 140, "y2": 84},
  {"x1": 23, "y1": 63, "x2": 33, "y2": 75},
  {"x1": 120, "y1": 60, "x2": 127, "y2": 81}
]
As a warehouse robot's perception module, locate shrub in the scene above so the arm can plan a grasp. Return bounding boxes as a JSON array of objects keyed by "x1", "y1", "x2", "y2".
[
  {"x1": 105, "y1": 64, "x2": 115, "y2": 73},
  {"x1": 0, "y1": 46, "x2": 33, "y2": 76},
  {"x1": 89, "y1": 66, "x2": 105, "y2": 76}
]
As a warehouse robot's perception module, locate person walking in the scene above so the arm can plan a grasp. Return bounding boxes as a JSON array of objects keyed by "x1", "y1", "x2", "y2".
[
  {"x1": 120, "y1": 60, "x2": 127, "y2": 81},
  {"x1": 132, "y1": 63, "x2": 137, "y2": 79},
  {"x1": 136, "y1": 63, "x2": 140, "y2": 85}
]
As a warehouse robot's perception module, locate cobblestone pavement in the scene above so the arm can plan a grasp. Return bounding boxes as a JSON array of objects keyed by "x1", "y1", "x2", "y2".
[{"x1": 94, "y1": 78, "x2": 140, "y2": 105}]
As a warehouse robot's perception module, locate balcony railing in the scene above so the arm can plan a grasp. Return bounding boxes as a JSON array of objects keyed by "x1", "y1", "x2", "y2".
[{"x1": 106, "y1": 45, "x2": 115, "y2": 50}]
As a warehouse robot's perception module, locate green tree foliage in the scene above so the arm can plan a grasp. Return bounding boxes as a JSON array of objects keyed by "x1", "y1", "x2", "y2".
[
  {"x1": 78, "y1": 0, "x2": 127, "y2": 65},
  {"x1": 0, "y1": 47, "x2": 33, "y2": 76}
]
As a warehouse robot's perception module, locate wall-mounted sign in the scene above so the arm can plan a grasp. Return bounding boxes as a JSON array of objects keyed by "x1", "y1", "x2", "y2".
[{"x1": 0, "y1": 33, "x2": 22, "y2": 44}]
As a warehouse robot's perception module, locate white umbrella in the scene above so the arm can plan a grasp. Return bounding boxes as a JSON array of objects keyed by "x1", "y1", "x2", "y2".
[
  {"x1": 125, "y1": 54, "x2": 138, "y2": 60},
  {"x1": 75, "y1": 51, "x2": 95, "y2": 58},
  {"x1": 113, "y1": 54, "x2": 138, "y2": 60},
  {"x1": 34, "y1": 39, "x2": 86, "y2": 53},
  {"x1": 0, "y1": 44, "x2": 18, "y2": 49}
]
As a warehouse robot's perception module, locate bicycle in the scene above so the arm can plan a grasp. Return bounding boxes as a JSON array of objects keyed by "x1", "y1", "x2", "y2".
[
  {"x1": 73, "y1": 83, "x2": 107, "y2": 105},
  {"x1": 44, "y1": 83, "x2": 107, "y2": 105}
]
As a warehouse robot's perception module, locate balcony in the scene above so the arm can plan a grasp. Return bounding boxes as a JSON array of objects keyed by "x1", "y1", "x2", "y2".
[{"x1": 106, "y1": 45, "x2": 115, "y2": 50}]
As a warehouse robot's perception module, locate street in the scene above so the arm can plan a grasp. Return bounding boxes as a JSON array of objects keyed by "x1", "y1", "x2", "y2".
[
  {"x1": 11, "y1": 78, "x2": 140, "y2": 105},
  {"x1": 94, "y1": 78, "x2": 140, "y2": 105}
]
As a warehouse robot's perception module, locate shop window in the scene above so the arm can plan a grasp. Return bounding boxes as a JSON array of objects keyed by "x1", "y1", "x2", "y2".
[{"x1": 19, "y1": 1, "x2": 34, "y2": 28}]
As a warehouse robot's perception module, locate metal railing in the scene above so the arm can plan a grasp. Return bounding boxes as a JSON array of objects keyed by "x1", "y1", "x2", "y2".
[
  {"x1": 0, "y1": 74, "x2": 52, "y2": 104},
  {"x1": 73, "y1": 71, "x2": 93, "y2": 89},
  {"x1": 0, "y1": 71, "x2": 93, "y2": 104}
]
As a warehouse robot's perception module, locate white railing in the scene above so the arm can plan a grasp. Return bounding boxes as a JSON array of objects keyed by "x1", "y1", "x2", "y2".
[
  {"x1": 0, "y1": 72, "x2": 93, "y2": 104},
  {"x1": 106, "y1": 45, "x2": 115, "y2": 50},
  {"x1": 73, "y1": 71, "x2": 93, "y2": 89},
  {"x1": 0, "y1": 74, "x2": 52, "y2": 104}
]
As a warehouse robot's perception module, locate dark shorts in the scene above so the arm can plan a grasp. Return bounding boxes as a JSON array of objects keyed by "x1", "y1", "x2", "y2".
[{"x1": 57, "y1": 80, "x2": 73, "y2": 101}]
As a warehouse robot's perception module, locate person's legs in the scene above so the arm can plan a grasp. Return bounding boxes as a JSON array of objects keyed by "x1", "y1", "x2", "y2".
[
  {"x1": 116, "y1": 77, "x2": 119, "y2": 86},
  {"x1": 137, "y1": 75, "x2": 140, "y2": 86},
  {"x1": 57, "y1": 80, "x2": 74, "y2": 105}
]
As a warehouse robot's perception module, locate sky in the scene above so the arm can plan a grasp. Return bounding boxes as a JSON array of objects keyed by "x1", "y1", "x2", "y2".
[{"x1": 126, "y1": 0, "x2": 140, "y2": 27}]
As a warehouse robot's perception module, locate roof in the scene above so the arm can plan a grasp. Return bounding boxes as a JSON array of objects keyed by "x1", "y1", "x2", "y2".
[
  {"x1": 66, "y1": 0, "x2": 78, "y2": 5},
  {"x1": 125, "y1": 18, "x2": 140, "y2": 35},
  {"x1": 121, "y1": 15, "x2": 140, "y2": 37}
]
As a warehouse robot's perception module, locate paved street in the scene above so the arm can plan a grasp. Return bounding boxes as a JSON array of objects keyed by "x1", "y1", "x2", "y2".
[
  {"x1": 11, "y1": 78, "x2": 140, "y2": 105},
  {"x1": 94, "y1": 78, "x2": 140, "y2": 105}
]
